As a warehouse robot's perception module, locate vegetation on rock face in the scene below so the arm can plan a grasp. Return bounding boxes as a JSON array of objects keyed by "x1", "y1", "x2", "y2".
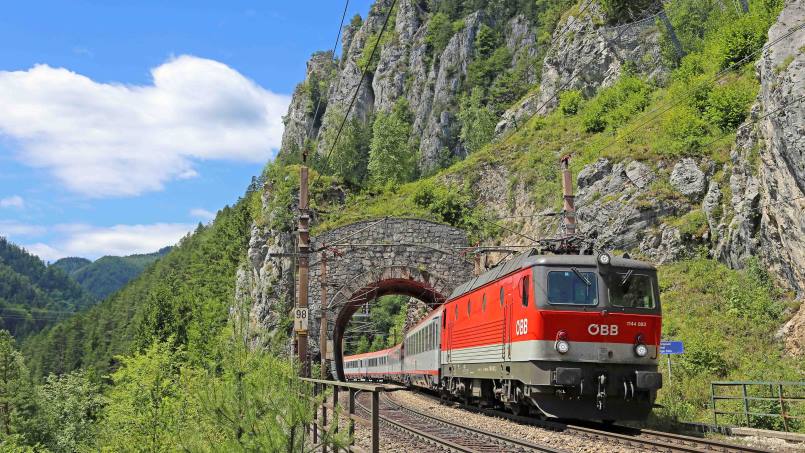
[
  {"x1": 0, "y1": 239, "x2": 95, "y2": 339},
  {"x1": 368, "y1": 99, "x2": 418, "y2": 186}
]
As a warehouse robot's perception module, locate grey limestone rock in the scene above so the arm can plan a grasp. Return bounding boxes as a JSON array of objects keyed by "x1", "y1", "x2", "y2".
[{"x1": 670, "y1": 158, "x2": 707, "y2": 199}]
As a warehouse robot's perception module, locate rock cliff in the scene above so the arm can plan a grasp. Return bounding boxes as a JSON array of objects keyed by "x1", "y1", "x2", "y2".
[{"x1": 279, "y1": 0, "x2": 665, "y2": 173}]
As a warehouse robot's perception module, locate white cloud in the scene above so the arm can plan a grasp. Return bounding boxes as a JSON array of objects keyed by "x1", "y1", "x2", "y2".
[
  {"x1": 0, "y1": 195, "x2": 24, "y2": 208},
  {"x1": 0, "y1": 220, "x2": 45, "y2": 237},
  {"x1": 190, "y1": 208, "x2": 216, "y2": 221},
  {"x1": 22, "y1": 223, "x2": 193, "y2": 261},
  {"x1": 0, "y1": 56, "x2": 290, "y2": 198}
]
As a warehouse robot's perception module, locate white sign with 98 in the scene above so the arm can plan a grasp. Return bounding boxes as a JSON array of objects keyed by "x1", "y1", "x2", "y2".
[{"x1": 294, "y1": 308, "x2": 309, "y2": 332}]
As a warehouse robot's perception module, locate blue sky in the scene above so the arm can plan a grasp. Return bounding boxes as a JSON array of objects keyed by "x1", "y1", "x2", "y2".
[{"x1": 0, "y1": 0, "x2": 372, "y2": 261}]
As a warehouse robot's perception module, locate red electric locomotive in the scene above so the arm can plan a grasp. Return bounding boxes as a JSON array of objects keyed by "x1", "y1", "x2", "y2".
[{"x1": 344, "y1": 249, "x2": 663, "y2": 422}]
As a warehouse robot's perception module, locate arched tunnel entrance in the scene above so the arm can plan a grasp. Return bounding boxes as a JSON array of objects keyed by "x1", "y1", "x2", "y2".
[
  {"x1": 304, "y1": 218, "x2": 474, "y2": 381},
  {"x1": 331, "y1": 268, "x2": 448, "y2": 381}
]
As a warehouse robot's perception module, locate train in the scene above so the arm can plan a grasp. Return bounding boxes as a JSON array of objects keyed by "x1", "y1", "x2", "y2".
[{"x1": 343, "y1": 249, "x2": 663, "y2": 422}]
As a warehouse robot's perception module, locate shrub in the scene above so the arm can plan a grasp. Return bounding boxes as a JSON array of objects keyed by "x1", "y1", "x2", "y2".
[
  {"x1": 458, "y1": 88, "x2": 496, "y2": 153},
  {"x1": 581, "y1": 76, "x2": 652, "y2": 132},
  {"x1": 368, "y1": 99, "x2": 417, "y2": 186},
  {"x1": 658, "y1": 106, "x2": 710, "y2": 156},
  {"x1": 711, "y1": 13, "x2": 769, "y2": 70},
  {"x1": 425, "y1": 13, "x2": 454, "y2": 58},
  {"x1": 558, "y1": 90, "x2": 583, "y2": 116},
  {"x1": 704, "y1": 78, "x2": 757, "y2": 131}
]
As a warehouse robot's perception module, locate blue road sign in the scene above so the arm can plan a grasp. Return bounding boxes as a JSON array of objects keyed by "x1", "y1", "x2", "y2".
[{"x1": 660, "y1": 341, "x2": 684, "y2": 354}]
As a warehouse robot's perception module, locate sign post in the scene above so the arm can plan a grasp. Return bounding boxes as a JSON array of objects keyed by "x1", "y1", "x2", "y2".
[{"x1": 659, "y1": 340, "x2": 684, "y2": 384}]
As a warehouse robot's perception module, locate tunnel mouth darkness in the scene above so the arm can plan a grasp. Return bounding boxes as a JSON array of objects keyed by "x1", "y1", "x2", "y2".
[{"x1": 332, "y1": 277, "x2": 446, "y2": 381}]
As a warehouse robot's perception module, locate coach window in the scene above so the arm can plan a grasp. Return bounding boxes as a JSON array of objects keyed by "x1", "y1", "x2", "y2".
[{"x1": 521, "y1": 276, "x2": 530, "y2": 307}]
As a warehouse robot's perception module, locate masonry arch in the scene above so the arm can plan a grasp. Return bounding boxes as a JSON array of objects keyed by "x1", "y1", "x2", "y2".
[{"x1": 306, "y1": 218, "x2": 474, "y2": 381}]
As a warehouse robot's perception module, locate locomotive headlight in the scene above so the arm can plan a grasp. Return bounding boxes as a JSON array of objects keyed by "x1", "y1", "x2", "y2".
[
  {"x1": 634, "y1": 343, "x2": 648, "y2": 357},
  {"x1": 556, "y1": 340, "x2": 570, "y2": 354},
  {"x1": 597, "y1": 252, "x2": 611, "y2": 265}
]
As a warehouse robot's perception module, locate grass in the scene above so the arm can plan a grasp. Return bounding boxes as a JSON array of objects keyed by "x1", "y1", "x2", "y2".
[{"x1": 649, "y1": 258, "x2": 803, "y2": 431}]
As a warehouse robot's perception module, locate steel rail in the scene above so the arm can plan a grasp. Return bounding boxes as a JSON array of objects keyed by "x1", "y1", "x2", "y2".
[
  {"x1": 402, "y1": 389, "x2": 775, "y2": 453},
  {"x1": 354, "y1": 391, "x2": 564, "y2": 452}
]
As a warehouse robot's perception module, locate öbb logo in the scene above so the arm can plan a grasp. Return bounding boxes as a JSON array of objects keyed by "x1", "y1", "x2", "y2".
[{"x1": 587, "y1": 324, "x2": 619, "y2": 336}]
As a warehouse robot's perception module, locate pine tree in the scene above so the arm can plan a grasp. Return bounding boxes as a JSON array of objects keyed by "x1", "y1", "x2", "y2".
[{"x1": 368, "y1": 99, "x2": 417, "y2": 186}]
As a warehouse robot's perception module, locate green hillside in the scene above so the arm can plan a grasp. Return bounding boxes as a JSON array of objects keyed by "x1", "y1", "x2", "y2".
[
  {"x1": 53, "y1": 248, "x2": 171, "y2": 300},
  {"x1": 22, "y1": 199, "x2": 254, "y2": 377},
  {"x1": 0, "y1": 238, "x2": 95, "y2": 339}
]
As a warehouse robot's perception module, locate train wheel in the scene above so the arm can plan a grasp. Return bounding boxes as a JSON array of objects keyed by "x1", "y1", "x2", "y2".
[{"x1": 510, "y1": 403, "x2": 529, "y2": 416}]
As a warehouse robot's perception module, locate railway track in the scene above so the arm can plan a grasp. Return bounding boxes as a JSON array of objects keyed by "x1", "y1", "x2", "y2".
[
  {"x1": 402, "y1": 391, "x2": 775, "y2": 453},
  {"x1": 353, "y1": 391, "x2": 564, "y2": 452}
]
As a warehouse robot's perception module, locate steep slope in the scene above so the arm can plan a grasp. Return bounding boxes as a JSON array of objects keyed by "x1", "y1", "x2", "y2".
[
  {"x1": 53, "y1": 248, "x2": 171, "y2": 300},
  {"x1": 0, "y1": 238, "x2": 95, "y2": 338},
  {"x1": 22, "y1": 198, "x2": 255, "y2": 377}
]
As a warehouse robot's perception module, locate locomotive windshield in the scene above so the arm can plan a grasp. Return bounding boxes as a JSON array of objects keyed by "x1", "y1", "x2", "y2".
[
  {"x1": 609, "y1": 272, "x2": 655, "y2": 308},
  {"x1": 547, "y1": 270, "x2": 598, "y2": 305}
]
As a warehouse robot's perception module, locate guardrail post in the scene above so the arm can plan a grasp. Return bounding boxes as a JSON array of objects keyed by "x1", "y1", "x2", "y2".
[
  {"x1": 742, "y1": 383, "x2": 750, "y2": 426},
  {"x1": 372, "y1": 390, "x2": 380, "y2": 453},
  {"x1": 711, "y1": 383, "x2": 718, "y2": 427},
  {"x1": 348, "y1": 389, "x2": 356, "y2": 442},
  {"x1": 313, "y1": 383, "x2": 319, "y2": 444},
  {"x1": 778, "y1": 384, "x2": 789, "y2": 432},
  {"x1": 321, "y1": 387, "x2": 328, "y2": 453}
]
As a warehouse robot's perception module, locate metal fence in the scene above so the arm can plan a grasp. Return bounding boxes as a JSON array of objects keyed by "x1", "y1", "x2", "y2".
[
  {"x1": 303, "y1": 377, "x2": 403, "y2": 453},
  {"x1": 711, "y1": 381, "x2": 805, "y2": 432}
]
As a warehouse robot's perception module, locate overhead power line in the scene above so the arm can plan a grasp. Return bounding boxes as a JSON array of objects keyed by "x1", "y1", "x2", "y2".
[
  {"x1": 319, "y1": 0, "x2": 398, "y2": 171},
  {"x1": 303, "y1": 0, "x2": 352, "y2": 161}
]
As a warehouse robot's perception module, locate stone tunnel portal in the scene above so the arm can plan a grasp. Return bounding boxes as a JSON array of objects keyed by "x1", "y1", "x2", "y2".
[{"x1": 306, "y1": 218, "x2": 474, "y2": 381}]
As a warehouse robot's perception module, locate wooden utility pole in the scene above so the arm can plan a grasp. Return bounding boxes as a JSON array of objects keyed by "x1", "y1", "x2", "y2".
[
  {"x1": 319, "y1": 251, "x2": 328, "y2": 379},
  {"x1": 296, "y1": 166, "x2": 310, "y2": 377},
  {"x1": 560, "y1": 156, "x2": 577, "y2": 237}
]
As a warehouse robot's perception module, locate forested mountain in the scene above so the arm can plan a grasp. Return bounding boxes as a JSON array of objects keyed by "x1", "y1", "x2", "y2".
[
  {"x1": 22, "y1": 201, "x2": 254, "y2": 378},
  {"x1": 52, "y1": 248, "x2": 170, "y2": 300},
  {"x1": 0, "y1": 238, "x2": 95, "y2": 339}
]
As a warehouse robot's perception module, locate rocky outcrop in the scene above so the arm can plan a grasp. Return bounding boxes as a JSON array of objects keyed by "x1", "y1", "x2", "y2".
[
  {"x1": 670, "y1": 158, "x2": 707, "y2": 199},
  {"x1": 533, "y1": 2, "x2": 666, "y2": 115},
  {"x1": 280, "y1": 52, "x2": 337, "y2": 157},
  {"x1": 716, "y1": 0, "x2": 805, "y2": 296}
]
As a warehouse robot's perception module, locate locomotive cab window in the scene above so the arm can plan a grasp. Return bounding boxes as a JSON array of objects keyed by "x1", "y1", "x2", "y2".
[
  {"x1": 499, "y1": 286, "x2": 504, "y2": 307},
  {"x1": 609, "y1": 273, "x2": 656, "y2": 308},
  {"x1": 467, "y1": 300, "x2": 472, "y2": 316},
  {"x1": 521, "y1": 276, "x2": 530, "y2": 307},
  {"x1": 482, "y1": 294, "x2": 487, "y2": 312},
  {"x1": 548, "y1": 270, "x2": 598, "y2": 305}
]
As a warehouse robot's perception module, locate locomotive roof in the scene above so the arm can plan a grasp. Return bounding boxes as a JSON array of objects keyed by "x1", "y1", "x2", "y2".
[{"x1": 447, "y1": 250, "x2": 656, "y2": 300}]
